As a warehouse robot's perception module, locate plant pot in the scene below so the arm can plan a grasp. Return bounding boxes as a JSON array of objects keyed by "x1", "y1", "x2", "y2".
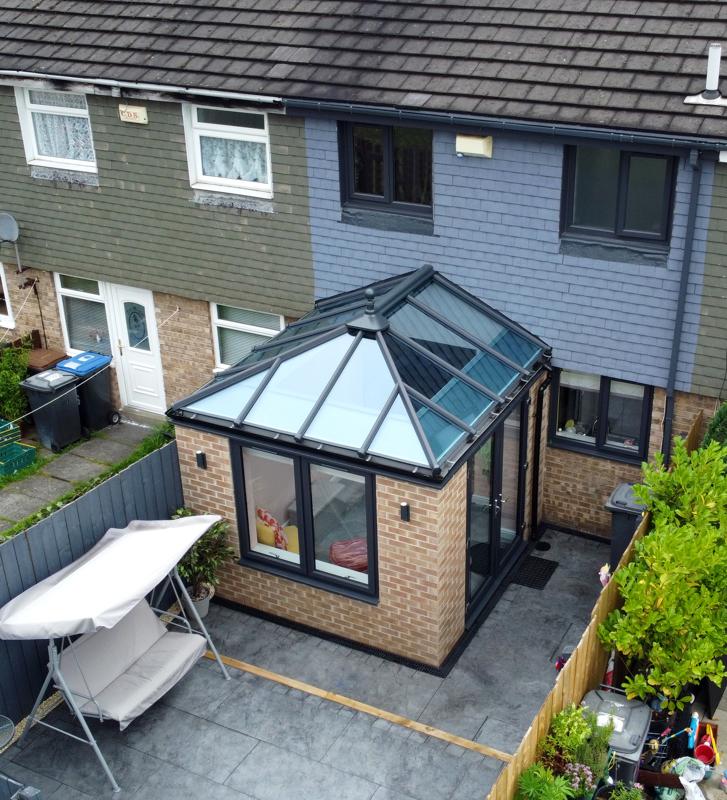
[{"x1": 183, "y1": 584, "x2": 214, "y2": 620}]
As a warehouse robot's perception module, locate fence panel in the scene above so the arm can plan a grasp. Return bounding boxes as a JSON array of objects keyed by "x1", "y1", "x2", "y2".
[
  {"x1": 0, "y1": 442, "x2": 183, "y2": 724},
  {"x1": 0, "y1": 772, "x2": 41, "y2": 799}
]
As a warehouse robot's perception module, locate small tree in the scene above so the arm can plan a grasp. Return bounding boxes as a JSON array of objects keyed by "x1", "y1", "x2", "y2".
[
  {"x1": 0, "y1": 344, "x2": 29, "y2": 423},
  {"x1": 703, "y1": 401, "x2": 727, "y2": 448},
  {"x1": 599, "y1": 438, "x2": 727, "y2": 711}
]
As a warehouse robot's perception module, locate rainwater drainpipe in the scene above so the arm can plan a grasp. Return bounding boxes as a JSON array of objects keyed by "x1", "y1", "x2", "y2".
[
  {"x1": 662, "y1": 148, "x2": 702, "y2": 464},
  {"x1": 531, "y1": 372, "x2": 552, "y2": 539}
]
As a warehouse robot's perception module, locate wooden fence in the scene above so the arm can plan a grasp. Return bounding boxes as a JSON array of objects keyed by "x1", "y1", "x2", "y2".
[
  {"x1": 487, "y1": 413, "x2": 704, "y2": 800},
  {"x1": 0, "y1": 441, "x2": 183, "y2": 724}
]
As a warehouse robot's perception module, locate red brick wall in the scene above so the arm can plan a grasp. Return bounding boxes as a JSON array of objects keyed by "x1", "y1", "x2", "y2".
[{"x1": 175, "y1": 425, "x2": 470, "y2": 666}]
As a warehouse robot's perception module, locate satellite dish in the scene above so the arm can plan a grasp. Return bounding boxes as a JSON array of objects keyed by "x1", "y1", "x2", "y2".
[
  {"x1": 0, "y1": 213, "x2": 19, "y2": 243},
  {"x1": 0, "y1": 213, "x2": 23, "y2": 273}
]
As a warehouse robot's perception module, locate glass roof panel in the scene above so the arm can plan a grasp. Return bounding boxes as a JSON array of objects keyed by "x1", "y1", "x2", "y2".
[
  {"x1": 385, "y1": 335, "x2": 493, "y2": 426},
  {"x1": 369, "y1": 394, "x2": 429, "y2": 466},
  {"x1": 389, "y1": 304, "x2": 519, "y2": 396},
  {"x1": 413, "y1": 282, "x2": 541, "y2": 367},
  {"x1": 412, "y1": 398, "x2": 466, "y2": 462},
  {"x1": 184, "y1": 371, "x2": 266, "y2": 420},
  {"x1": 306, "y1": 337, "x2": 395, "y2": 449},
  {"x1": 245, "y1": 334, "x2": 353, "y2": 433}
]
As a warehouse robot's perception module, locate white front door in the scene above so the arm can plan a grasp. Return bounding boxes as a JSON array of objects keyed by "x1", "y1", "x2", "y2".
[{"x1": 107, "y1": 284, "x2": 166, "y2": 414}]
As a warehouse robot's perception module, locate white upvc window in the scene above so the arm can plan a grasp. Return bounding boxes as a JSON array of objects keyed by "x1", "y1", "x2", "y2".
[
  {"x1": 14, "y1": 88, "x2": 97, "y2": 172},
  {"x1": 211, "y1": 304, "x2": 283, "y2": 368},
  {"x1": 182, "y1": 104, "x2": 273, "y2": 198},
  {"x1": 54, "y1": 273, "x2": 112, "y2": 356},
  {"x1": 0, "y1": 264, "x2": 15, "y2": 329}
]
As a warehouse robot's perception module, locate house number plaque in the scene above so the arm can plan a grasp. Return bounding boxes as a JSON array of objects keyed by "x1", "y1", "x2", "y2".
[{"x1": 118, "y1": 105, "x2": 148, "y2": 124}]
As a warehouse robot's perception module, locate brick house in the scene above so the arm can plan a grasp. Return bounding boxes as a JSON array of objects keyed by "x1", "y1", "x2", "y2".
[{"x1": 0, "y1": 3, "x2": 726, "y2": 665}]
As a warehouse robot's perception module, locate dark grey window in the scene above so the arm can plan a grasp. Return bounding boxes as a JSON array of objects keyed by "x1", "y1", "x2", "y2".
[
  {"x1": 235, "y1": 442, "x2": 378, "y2": 599},
  {"x1": 341, "y1": 123, "x2": 432, "y2": 215},
  {"x1": 549, "y1": 369, "x2": 653, "y2": 462},
  {"x1": 562, "y1": 146, "x2": 676, "y2": 244}
]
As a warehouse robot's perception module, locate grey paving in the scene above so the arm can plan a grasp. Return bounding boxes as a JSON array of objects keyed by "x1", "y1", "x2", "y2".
[
  {"x1": 225, "y1": 740, "x2": 378, "y2": 800},
  {"x1": 0, "y1": 491, "x2": 44, "y2": 521},
  {"x1": 71, "y1": 437, "x2": 134, "y2": 464},
  {"x1": 42, "y1": 453, "x2": 108, "y2": 483},
  {"x1": 1, "y1": 529, "x2": 607, "y2": 800},
  {"x1": 12, "y1": 474, "x2": 70, "y2": 503},
  {"x1": 103, "y1": 422, "x2": 152, "y2": 447}
]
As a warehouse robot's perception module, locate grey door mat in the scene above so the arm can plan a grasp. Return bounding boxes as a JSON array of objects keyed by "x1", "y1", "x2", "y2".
[{"x1": 511, "y1": 556, "x2": 559, "y2": 590}]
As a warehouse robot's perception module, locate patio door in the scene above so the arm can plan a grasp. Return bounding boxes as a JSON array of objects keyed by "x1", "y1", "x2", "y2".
[
  {"x1": 107, "y1": 285, "x2": 166, "y2": 414},
  {"x1": 466, "y1": 399, "x2": 528, "y2": 622}
]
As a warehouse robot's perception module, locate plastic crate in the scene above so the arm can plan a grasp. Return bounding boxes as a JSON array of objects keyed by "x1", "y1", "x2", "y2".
[
  {"x1": 0, "y1": 418, "x2": 20, "y2": 449},
  {"x1": 0, "y1": 442, "x2": 36, "y2": 476}
]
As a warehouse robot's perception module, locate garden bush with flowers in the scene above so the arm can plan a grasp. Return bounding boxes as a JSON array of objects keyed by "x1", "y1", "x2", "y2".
[{"x1": 517, "y1": 704, "x2": 619, "y2": 800}]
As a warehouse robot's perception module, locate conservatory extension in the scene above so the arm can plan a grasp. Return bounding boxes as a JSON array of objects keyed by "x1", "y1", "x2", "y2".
[{"x1": 169, "y1": 266, "x2": 550, "y2": 667}]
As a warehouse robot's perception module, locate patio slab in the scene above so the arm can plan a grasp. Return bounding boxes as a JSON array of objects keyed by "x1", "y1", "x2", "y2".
[
  {"x1": 0, "y1": 491, "x2": 45, "y2": 521},
  {"x1": 12, "y1": 474, "x2": 70, "y2": 503},
  {"x1": 42, "y1": 453, "x2": 108, "y2": 483},
  {"x1": 71, "y1": 437, "x2": 135, "y2": 465},
  {"x1": 103, "y1": 421, "x2": 152, "y2": 447}
]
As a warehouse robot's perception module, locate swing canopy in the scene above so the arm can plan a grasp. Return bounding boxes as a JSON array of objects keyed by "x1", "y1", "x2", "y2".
[{"x1": 0, "y1": 515, "x2": 221, "y2": 640}]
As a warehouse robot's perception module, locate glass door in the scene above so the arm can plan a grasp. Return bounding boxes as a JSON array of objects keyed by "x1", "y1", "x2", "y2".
[{"x1": 466, "y1": 399, "x2": 528, "y2": 619}]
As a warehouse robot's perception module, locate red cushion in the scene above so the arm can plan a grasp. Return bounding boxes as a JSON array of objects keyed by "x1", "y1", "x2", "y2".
[{"x1": 329, "y1": 538, "x2": 368, "y2": 572}]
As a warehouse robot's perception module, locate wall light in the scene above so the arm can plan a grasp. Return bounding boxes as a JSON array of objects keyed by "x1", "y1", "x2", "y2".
[
  {"x1": 195, "y1": 451, "x2": 207, "y2": 470},
  {"x1": 400, "y1": 502, "x2": 410, "y2": 522},
  {"x1": 455, "y1": 134, "x2": 493, "y2": 159}
]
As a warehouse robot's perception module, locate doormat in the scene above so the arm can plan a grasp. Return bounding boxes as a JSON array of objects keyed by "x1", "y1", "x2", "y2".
[{"x1": 511, "y1": 556, "x2": 558, "y2": 590}]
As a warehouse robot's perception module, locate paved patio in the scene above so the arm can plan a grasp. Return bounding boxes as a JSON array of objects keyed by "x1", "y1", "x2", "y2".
[
  {"x1": 0, "y1": 420, "x2": 151, "y2": 532},
  {"x1": 0, "y1": 529, "x2": 608, "y2": 799}
]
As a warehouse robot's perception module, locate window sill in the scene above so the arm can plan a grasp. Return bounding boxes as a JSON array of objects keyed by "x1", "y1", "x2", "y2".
[
  {"x1": 238, "y1": 555, "x2": 378, "y2": 604},
  {"x1": 192, "y1": 189, "x2": 274, "y2": 214},
  {"x1": 560, "y1": 235, "x2": 669, "y2": 267},
  {"x1": 548, "y1": 436, "x2": 645, "y2": 466},
  {"x1": 341, "y1": 206, "x2": 434, "y2": 236},
  {"x1": 30, "y1": 165, "x2": 100, "y2": 187}
]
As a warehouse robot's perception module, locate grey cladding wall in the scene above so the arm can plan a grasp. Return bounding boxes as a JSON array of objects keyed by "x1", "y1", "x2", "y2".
[{"x1": 0, "y1": 88, "x2": 314, "y2": 317}]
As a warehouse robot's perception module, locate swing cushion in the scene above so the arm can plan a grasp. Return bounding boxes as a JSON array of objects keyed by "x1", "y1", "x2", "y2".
[{"x1": 60, "y1": 599, "x2": 206, "y2": 730}]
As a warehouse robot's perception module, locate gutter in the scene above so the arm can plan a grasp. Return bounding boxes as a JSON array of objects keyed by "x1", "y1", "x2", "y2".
[
  {"x1": 0, "y1": 69, "x2": 282, "y2": 106},
  {"x1": 283, "y1": 98, "x2": 727, "y2": 152},
  {"x1": 662, "y1": 148, "x2": 703, "y2": 464}
]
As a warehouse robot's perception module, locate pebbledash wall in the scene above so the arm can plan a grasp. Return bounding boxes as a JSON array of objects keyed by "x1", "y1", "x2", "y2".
[
  {"x1": 304, "y1": 117, "x2": 718, "y2": 537},
  {"x1": 172, "y1": 378, "x2": 545, "y2": 666}
]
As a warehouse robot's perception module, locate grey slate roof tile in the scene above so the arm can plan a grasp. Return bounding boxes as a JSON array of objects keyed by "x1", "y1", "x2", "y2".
[{"x1": 0, "y1": 1, "x2": 725, "y2": 140}]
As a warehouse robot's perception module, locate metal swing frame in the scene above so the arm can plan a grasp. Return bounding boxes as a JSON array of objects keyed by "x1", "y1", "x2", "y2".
[{"x1": 18, "y1": 568, "x2": 230, "y2": 794}]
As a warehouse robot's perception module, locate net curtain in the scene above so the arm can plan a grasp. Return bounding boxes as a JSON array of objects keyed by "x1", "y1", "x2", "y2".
[
  {"x1": 32, "y1": 112, "x2": 95, "y2": 162},
  {"x1": 200, "y1": 136, "x2": 267, "y2": 183}
]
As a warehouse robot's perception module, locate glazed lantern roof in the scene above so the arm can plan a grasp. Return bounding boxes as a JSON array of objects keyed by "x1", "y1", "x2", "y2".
[{"x1": 169, "y1": 266, "x2": 549, "y2": 478}]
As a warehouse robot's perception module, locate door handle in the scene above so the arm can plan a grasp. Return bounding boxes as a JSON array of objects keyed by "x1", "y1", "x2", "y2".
[
  {"x1": 493, "y1": 494, "x2": 502, "y2": 514},
  {"x1": 118, "y1": 338, "x2": 124, "y2": 356}
]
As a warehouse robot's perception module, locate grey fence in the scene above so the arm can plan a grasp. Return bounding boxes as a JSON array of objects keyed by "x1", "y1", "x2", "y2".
[{"x1": 0, "y1": 441, "x2": 183, "y2": 724}]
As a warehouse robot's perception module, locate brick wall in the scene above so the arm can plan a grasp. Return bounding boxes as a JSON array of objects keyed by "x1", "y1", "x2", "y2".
[
  {"x1": 542, "y1": 385, "x2": 717, "y2": 537},
  {"x1": 305, "y1": 118, "x2": 713, "y2": 392},
  {"x1": 154, "y1": 292, "x2": 215, "y2": 406},
  {"x1": 175, "y1": 425, "x2": 469, "y2": 666}
]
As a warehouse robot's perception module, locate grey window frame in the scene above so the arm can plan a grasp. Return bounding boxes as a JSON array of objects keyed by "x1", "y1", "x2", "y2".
[
  {"x1": 548, "y1": 368, "x2": 653, "y2": 464},
  {"x1": 561, "y1": 146, "x2": 677, "y2": 245},
  {"x1": 339, "y1": 122, "x2": 433, "y2": 218},
  {"x1": 232, "y1": 438, "x2": 379, "y2": 601}
]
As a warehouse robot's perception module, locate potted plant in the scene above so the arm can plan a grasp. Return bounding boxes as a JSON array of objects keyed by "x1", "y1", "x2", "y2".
[
  {"x1": 599, "y1": 439, "x2": 727, "y2": 712},
  {"x1": 174, "y1": 508, "x2": 235, "y2": 618},
  {"x1": 517, "y1": 763, "x2": 575, "y2": 800},
  {"x1": 540, "y1": 704, "x2": 613, "y2": 784}
]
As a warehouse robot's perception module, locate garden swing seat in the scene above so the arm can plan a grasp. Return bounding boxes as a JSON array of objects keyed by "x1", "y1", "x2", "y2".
[{"x1": 0, "y1": 515, "x2": 230, "y2": 794}]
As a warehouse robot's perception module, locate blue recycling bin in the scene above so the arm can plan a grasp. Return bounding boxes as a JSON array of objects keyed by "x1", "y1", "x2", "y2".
[{"x1": 57, "y1": 352, "x2": 117, "y2": 434}]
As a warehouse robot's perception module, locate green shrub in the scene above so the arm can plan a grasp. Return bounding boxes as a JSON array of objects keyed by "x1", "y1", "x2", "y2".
[
  {"x1": 173, "y1": 508, "x2": 235, "y2": 599},
  {"x1": 703, "y1": 402, "x2": 727, "y2": 448},
  {"x1": 600, "y1": 437, "x2": 727, "y2": 711},
  {"x1": 540, "y1": 704, "x2": 613, "y2": 778},
  {"x1": 0, "y1": 344, "x2": 29, "y2": 422},
  {"x1": 517, "y1": 764, "x2": 575, "y2": 800}
]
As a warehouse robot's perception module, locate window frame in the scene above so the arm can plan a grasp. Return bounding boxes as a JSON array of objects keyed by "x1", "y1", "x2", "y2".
[
  {"x1": 0, "y1": 264, "x2": 15, "y2": 329},
  {"x1": 210, "y1": 303, "x2": 284, "y2": 369},
  {"x1": 561, "y1": 145, "x2": 677, "y2": 245},
  {"x1": 14, "y1": 87, "x2": 97, "y2": 173},
  {"x1": 548, "y1": 368, "x2": 653, "y2": 463},
  {"x1": 232, "y1": 439, "x2": 379, "y2": 601},
  {"x1": 339, "y1": 122, "x2": 433, "y2": 218},
  {"x1": 54, "y1": 272, "x2": 112, "y2": 357},
  {"x1": 182, "y1": 104, "x2": 273, "y2": 199}
]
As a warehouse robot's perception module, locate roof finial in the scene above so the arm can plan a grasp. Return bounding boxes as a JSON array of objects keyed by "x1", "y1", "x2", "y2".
[{"x1": 364, "y1": 288, "x2": 376, "y2": 315}]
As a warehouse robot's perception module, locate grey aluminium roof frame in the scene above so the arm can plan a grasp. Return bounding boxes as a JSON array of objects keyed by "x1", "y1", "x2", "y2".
[{"x1": 169, "y1": 266, "x2": 550, "y2": 480}]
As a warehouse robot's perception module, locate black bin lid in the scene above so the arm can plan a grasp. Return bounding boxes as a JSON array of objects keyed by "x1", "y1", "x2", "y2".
[
  {"x1": 22, "y1": 369, "x2": 78, "y2": 393},
  {"x1": 605, "y1": 483, "x2": 647, "y2": 514}
]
